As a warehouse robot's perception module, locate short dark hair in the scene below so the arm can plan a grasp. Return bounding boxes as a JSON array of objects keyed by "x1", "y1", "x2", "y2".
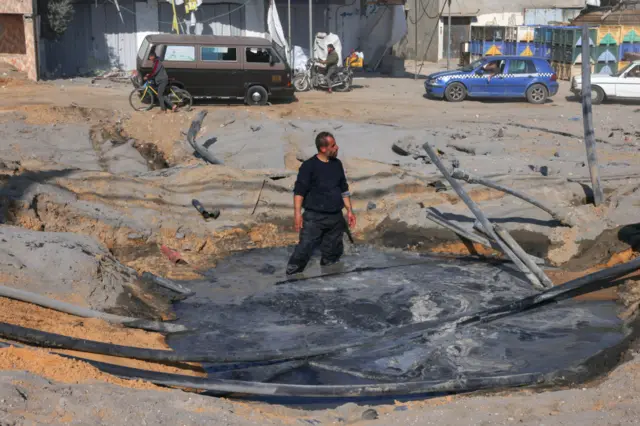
[
  {"x1": 315, "y1": 131, "x2": 335, "y2": 151},
  {"x1": 149, "y1": 51, "x2": 157, "y2": 58},
  {"x1": 328, "y1": 44, "x2": 335, "y2": 49}
]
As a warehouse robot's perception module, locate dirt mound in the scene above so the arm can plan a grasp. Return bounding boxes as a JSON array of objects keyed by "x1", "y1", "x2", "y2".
[{"x1": 0, "y1": 346, "x2": 158, "y2": 389}]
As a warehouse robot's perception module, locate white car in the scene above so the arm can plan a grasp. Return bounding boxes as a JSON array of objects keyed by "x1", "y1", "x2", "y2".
[{"x1": 571, "y1": 61, "x2": 640, "y2": 104}]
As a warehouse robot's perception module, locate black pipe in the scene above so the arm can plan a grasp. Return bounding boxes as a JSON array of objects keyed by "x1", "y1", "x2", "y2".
[{"x1": 61, "y1": 353, "x2": 552, "y2": 397}]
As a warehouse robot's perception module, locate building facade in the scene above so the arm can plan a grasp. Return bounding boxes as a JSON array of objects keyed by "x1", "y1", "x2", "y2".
[
  {"x1": 0, "y1": 0, "x2": 38, "y2": 80},
  {"x1": 397, "y1": 0, "x2": 587, "y2": 62}
]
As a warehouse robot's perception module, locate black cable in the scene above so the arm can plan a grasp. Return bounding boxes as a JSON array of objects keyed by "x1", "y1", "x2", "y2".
[{"x1": 416, "y1": 0, "x2": 449, "y2": 76}]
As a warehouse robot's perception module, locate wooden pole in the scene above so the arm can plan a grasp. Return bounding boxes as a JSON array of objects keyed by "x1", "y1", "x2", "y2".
[
  {"x1": 581, "y1": 24, "x2": 604, "y2": 206},
  {"x1": 422, "y1": 143, "x2": 544, "y2": 290},
  {"x1": 414, "y1": 0, "x2": 418, "y2": 79}
]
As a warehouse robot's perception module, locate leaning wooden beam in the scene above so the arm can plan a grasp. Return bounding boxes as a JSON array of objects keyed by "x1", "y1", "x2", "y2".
[
  {"x1": 426, "y1": 210, "x2": 546, "y2": 265},
  {"x1": 494, "y1": 225, "x2": 554, "y2": 289},
  {"x1": 451, "y1": 169, "x2": 575, "y2": 227},
  {"x1": 422, "y1": 143, "x2": 544, "y2": 290},
  {"x1": 425, "y1": 210, "x2": 493, "y2": 247}
]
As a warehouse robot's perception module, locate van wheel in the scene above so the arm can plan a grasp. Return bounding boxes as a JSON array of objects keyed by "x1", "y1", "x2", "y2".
[{"x1": 246, "y1": 86, "x2": 268, "y2": 106}]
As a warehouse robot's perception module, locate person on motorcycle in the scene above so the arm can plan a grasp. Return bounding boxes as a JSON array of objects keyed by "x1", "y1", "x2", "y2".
[
  {"x1": 144, "y1": 52, "x2": 177, "y2": 113},
  {"x1": 320, "y1": 44, "x2": 339, "y2": 93}
]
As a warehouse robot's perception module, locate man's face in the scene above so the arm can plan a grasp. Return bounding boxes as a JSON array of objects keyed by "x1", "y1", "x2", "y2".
[
  {"x1": 328, "y1": 46, "x2": 334, "y2": 53},
  {"x1": 320, "y1": 137, "x2": 339, "y2": 158},
  {"x1": 149, "y1": 54, "x2": 157, "y2": 61}
]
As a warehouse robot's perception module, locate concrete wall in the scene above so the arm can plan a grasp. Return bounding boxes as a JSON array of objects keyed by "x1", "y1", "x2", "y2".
[
  {"x1": 0, "y1": 0, "x2": 37, "y2": 80},
  {"x1": 395, "y1": 0, "x2": 440, "y2": 62},
  {"x1": 0, "y1": 0, "x2": 33, "y2": 14}
]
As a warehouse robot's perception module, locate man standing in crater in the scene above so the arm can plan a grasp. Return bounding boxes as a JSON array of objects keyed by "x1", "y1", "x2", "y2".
[{"x1": 286, "y1": 132, "x2": 356, "y2": 275}]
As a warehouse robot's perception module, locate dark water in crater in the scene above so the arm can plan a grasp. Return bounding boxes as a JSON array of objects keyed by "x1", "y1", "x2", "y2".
[{"x1": 166, "y1": 246, "x2": 631, "y2": 388}]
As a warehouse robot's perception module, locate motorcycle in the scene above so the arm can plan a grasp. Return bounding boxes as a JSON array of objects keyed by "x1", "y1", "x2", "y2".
[{"x1": 292, "y1": 59, "x2": 353, "y2": 92}]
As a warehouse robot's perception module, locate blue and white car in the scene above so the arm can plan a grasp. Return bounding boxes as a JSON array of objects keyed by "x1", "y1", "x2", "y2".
[{"x1": 425, "y1": 56, "x2": 559, "y2": 104}]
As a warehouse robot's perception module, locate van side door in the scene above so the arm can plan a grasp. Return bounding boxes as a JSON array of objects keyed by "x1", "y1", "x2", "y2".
[
  {"x1": 243, "y1": 47, "x2": 286, "y2": 94},
  {"x1": 196, "y1": 45, "x2": 244, "y2": 98},
  {"x1": 159, "y1": 44, "x2": 198, "y2": 93}
]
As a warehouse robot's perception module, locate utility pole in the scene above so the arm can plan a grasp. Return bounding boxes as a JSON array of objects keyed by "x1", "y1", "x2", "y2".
[
  {"x1": 414, "y1": 0, "x2": 418, "y2": 79},
  {"x1": 580, "y1": 23, "x2": 604, "y2": 206},
  {"x1": 309, "y1": 0, "x2": 313, "y2": 60},
  {"x1": 288, "y1": 0, "x2": 292, "y2": 67},
  {"x1": 447, "y1": 0, "x2": 451, "y2": 70}
]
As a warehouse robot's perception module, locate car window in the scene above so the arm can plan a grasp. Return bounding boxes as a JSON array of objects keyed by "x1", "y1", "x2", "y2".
[
  {"x1": 509, "y1": 60, "x2": 537, "y2": 74},
  {"x1": 482, "y1": 60, "x2": 504, "y2": 74},
  {"x1": 201, "y1": 46, "x2": 237, "y2": 62},
  {"x1": 627, "y1": 65, "x2": 640, "y2": 78},
  {"x1": 246, "y1": 47, "x2": 279, "y2": 64},
  {"x1": 164, "y1": 45, "x2": 196, "y2": 62}
]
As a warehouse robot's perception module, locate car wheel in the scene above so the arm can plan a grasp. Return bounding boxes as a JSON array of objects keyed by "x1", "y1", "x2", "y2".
[
  {"x1": 246, "y1": 85, "x2": 268, "y2": 106},
  {"x1": 444, "y1": 82, "x2": 466, "y2": 102},
  {"x1": 526, "y1": 84, "x2": 548, "y2": 104},
  {"x1": 591, "y1": 86, "x2": 605, "y2": 105}
]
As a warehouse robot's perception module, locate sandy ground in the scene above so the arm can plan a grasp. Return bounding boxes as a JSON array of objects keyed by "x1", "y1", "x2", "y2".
[{"x1": 1, "y1": 60, "x2": 640, "y2": 424}]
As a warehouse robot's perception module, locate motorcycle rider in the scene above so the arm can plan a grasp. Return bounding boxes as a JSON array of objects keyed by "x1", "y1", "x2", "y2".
[{"x1": 320, "y1": 44, "x2": 339, "y2": 93}]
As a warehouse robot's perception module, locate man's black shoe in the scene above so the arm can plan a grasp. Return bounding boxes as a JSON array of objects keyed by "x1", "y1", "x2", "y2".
[
  {"x1": 320, "y1": 258, "x2": 340, "y2": 267},
  {"x1": 286, "y1": 264, "x2": 305, "y2": 275}
]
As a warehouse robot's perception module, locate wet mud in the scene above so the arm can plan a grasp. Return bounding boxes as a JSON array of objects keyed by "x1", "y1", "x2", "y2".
[{"x1": 166, "y1": 246, "x2": 633, "y2": 392}]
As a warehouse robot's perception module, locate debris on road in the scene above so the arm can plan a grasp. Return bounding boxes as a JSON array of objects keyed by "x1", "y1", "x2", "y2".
[
  {"x1": 160, "y1": 245, "x2": 188, "y2": 265},
  {"x1": 192, "y1": 199, "x2": 220, "y2": 221}
]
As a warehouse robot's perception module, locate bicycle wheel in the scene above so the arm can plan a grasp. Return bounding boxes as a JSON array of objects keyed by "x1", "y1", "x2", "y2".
[
  {"x1": 171, "y1": 87, "x2": 193, "y2": 111},
  {"x1": 129, "y1": 88, "x2": 155, "y2": 111}
]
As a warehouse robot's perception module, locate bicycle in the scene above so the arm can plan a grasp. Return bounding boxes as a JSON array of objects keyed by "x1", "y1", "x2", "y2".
[{"x1": 129, "y1": 78, "x2": 193, "y2": 112}]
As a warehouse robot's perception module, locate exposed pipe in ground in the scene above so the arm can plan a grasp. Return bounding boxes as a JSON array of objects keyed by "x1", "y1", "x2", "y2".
[
  {"x1": 0, "y1": 284, "x2": 186, "y2": 333},
  {"x1": 422, "y1": 143, "x2": 545, "y2": 290},
  {"x1": 425, "y1": 209, "x2": 545, "y2": 265},
  {"x1": 141, "y1": 272, "x2": 194, "y2": 296},
  {"x1": 186, "y1": 111, "x2": 223, "y2": 164},
  {"x1": 450, "y1": 169, "x2": 575, "y2": 227}
]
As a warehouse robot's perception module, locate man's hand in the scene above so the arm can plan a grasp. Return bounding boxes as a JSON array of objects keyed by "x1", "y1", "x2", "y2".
[
  {"x1": 294, "y1": 212, "x2": 303, "y2": 232},
  {"x1": 347, "y1": 211, "x2": 356, "y2": 229}
]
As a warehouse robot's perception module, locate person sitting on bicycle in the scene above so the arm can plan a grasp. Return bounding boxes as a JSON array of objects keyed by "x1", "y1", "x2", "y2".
[
  {"x1": 319, "y1": 44, "x2": 339, "y2": 94},
  {"x1": 144, "y1": 52, "x2": 177, "y2": 113}
]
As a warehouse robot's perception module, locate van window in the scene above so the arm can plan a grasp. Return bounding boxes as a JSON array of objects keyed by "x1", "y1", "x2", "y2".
[
  {"x1": 138, "y1": 38, "x2": 150, "y2": 60},
  {"x1": 201, "y1": 46, "x2": 237, "y2": 61},
  {"x1": 164, "y1": 45, "x2": 196, "y2": 62},
  {"x1": 246, "y1": 47, "x2": 279, "y2": 64}
]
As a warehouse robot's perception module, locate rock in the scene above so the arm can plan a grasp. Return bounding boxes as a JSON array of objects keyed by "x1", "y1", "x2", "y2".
[
  {"x1": 250, "y1": 125, "x2": 262, "y2": 132},
  {"x1": 362, "y1": 409, "x2": 379, "y2": 420},
  {"x1": 127, "y1": 233, "x2": 143, "y2": 240},
  {"x1": 175, "y1": 232, "x2": 185, "y2": 240},
  {"x1": 392, "y1": 137, "x2": 423, "y2": 157},
  {"x1": 367, "y1": 201, "x2": 377, "y2": 211},
  {"x1": 496, "y1": 128, "x2": 505, "y2": 138}
]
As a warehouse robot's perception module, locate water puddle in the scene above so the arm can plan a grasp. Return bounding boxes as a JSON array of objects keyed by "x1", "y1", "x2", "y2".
[{"x1": 166, "y1": 246, "x2": 632, "y2": 393}]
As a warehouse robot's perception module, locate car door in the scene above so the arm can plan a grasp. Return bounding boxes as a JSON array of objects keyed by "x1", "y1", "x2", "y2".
[
  {"x1": 484, "y1": 59, "x2": 508, "y2": 97},
  {"x1": 159, "y1": 44, "x2": 198, "y2": 94},
  {"x1": 504, "y1": 59, "x2": 538, "y2": 97},
  {"x1": 616, "y1": 64, "x2": 640, "y2": 98},
  {"x1": 243, "y1": 46, "x2": 286, "y2": 93},
  {"x1": 197, "y1": 45, "x2": 245, "y2": 98},
  {"x1": 468, "y1": 59, "x2": 501, "y2": 96}
]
